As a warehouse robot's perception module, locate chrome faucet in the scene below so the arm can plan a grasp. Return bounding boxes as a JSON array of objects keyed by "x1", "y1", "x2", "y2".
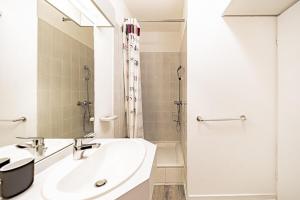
[
  {"x1": 73, "y1": 136, "x2": 101, "y2": 160},
  {"x1": 16, "y1": 137, "x2": 46, "y2": 156}
]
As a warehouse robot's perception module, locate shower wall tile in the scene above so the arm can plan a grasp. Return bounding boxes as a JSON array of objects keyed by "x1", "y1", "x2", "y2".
[
  {"x1": 37, "y1": 19, "x2": 94, "y2": 138},
  {"x1": 141, "y1": 52, "x2": 181, "y2": 141},
  {"x1": 179, "y1": 28, "x2": 187, "y2": 182}
]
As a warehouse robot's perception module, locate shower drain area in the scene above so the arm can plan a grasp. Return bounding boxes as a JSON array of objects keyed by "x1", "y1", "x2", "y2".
[{"x1": 152, "y1": 142, "x2": 184, "y2": 185}]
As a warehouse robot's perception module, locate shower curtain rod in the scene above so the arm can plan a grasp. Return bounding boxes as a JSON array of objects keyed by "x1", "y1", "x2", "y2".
[
  {"x1": 62, "y1": 17, "x2": 185, "y2": 24},
  {"x1": 124, "y1": 18, "x2": 185, "y2": 23}
]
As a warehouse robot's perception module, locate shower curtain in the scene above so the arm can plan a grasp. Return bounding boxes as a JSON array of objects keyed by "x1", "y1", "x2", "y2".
[{"x1": 122, "y1": 18, "x2": 144, "y2": 138}]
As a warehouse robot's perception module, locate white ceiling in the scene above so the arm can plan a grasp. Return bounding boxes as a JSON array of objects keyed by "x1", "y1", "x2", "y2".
[
  {"x1": 123, "y1": 0, "x2": 184, "y2": 32},
  {"x1": 224, "y1": 0, "x2": 299, "y2": 15}
]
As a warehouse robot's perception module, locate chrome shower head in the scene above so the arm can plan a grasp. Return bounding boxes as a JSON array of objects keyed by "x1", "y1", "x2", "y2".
[{"x1": 177, "y1": 66, "x2": 182, "y2": 80}]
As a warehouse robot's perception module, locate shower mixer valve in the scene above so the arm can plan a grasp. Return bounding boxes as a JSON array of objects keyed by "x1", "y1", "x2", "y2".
[{"x1": 77, "y1": 100, "x2": 92, "y2": 106}]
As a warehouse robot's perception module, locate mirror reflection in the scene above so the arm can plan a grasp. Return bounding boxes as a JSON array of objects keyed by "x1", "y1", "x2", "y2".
[
  {"x1": 37, "y1": 18, "x2": 94, "y2": 138},
  {"x1": 0, "y1": 0, "x2": 95, "y2": 162}
]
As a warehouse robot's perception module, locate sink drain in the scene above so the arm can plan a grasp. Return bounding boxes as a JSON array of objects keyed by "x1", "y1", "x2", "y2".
[{"x1": 95, "y1": 179, "x2": 107, "y2": 187}]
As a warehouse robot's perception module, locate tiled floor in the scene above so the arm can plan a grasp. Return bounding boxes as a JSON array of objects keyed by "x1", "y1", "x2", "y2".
[{"x1": 152, "y1": 185, "x2": 186, "y2": 200}]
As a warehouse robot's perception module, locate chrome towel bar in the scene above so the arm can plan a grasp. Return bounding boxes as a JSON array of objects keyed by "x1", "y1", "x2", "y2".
[
  {"x1": 196, "y1": 115, "x2": 246, "y2": 122},
  {"x1": 0, "y1": 117, "x2": 27, "y2": 123}
]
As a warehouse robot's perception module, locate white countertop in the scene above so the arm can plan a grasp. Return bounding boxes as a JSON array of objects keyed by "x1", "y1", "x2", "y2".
[{"x1": 3, "y1": 139, "x2": 156, "y2": 200}]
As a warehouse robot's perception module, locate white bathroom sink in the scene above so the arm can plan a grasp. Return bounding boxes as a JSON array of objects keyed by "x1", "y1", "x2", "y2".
[{"x1": 42, "y1": 139, "x2": 146, "y2": 200}]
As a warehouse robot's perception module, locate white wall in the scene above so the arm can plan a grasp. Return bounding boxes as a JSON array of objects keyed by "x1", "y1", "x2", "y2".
[
  {"x1": 93, "y1": 0, "x2": 131, "y2": 138},
  {"x1": 277, "y1": 2, "x2": 300, "y2": 200},
  {"x1": 0, "y1": 0, "x2": 38, "y2": 145},
  {"x1": 37, "y1": 0, "x2": 93, "y2": 49},
  {"x1": 187, "y1": 0, "x2": 277, "y2": 199},
  {"x1": 94, "y1": 27, "x2": 115, "y2": 138},
  {"x1": 109, "y1": 0, "x2": 132, "y2": 26},
  {"x1": 140, "y1": 32, "x2": 181, "y2": 52}
]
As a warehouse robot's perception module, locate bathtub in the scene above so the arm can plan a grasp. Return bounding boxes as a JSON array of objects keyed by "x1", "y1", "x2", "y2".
[{"x1": 152, "y1": 142, "x2": 185, "y2": 184}]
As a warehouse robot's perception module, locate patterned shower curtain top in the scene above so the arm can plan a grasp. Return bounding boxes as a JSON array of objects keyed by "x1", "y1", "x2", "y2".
[
  {"x1": 124, "y1": 23, "x2": 141, "y2": 36},
  {"x1": 122, "y1": 18, "x2": 144, "y2": 138}
]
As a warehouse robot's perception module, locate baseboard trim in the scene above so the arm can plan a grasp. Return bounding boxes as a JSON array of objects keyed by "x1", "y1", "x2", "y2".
[{"x1": 188, "y1": 193, "x2": 276, "y2": 200}]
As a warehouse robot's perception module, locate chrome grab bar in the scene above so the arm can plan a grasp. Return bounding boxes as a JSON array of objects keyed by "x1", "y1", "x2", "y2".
[
  {"x1": 196, "y1": 115, "x2": 246, "y2": 122},
  {"x1": 0, "y1": 117, "x2": 26, "y2": 122}
]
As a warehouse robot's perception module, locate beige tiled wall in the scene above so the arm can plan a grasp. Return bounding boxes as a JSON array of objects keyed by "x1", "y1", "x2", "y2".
[
  {"x1": 180, "y1": 28, "x2": 187, "y2": 185},
  {"x1": 37, "y1": 19, "x2": 94, "y2": 138},
  {"x1": 141, "y1": 52, "x2": 181, "y2": 141}
]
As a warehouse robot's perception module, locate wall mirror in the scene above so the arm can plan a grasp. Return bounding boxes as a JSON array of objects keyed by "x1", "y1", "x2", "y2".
[
  {"x1": 0, "y1": 0, "x2": 108, "y2": 162},
  {"x1": 37, "y1": 2, "x2": 95, "y2": 139}
]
